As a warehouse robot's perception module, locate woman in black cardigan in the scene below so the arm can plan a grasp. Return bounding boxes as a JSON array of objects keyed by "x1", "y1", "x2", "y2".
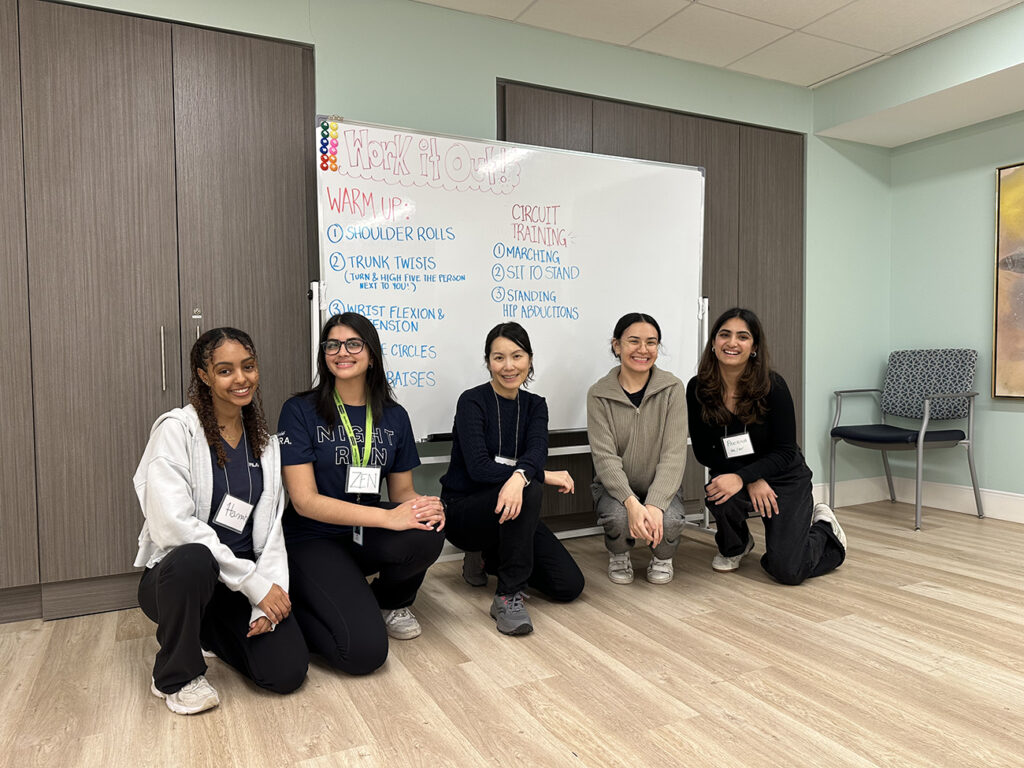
[{"x1": 686, "y1": 308, "x2": 846, "y2": 584}]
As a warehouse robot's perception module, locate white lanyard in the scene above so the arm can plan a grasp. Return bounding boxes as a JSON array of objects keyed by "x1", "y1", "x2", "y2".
[
  {"x1": 222, "y1": 424, "x2": 253, "y2": 505},
  {"x1": 493, "y1": 389, "x2": 520, "y2": 466},
  {"x1": 213, "y1": 425, "x2": 256, "y2": 533}
]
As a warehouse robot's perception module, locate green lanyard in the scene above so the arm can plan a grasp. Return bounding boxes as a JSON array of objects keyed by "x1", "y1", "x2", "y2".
[{"x1": 333, "y1": 390, "x2": 373, "y2": 467}]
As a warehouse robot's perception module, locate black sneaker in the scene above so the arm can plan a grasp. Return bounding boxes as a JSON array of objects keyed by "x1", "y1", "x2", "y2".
[
  {"x1": 462, "y1": 551, "x2": 487, "y2": 587},
  {"x1": 489, "y1": 591, "x2": 533, "y2": 635}
]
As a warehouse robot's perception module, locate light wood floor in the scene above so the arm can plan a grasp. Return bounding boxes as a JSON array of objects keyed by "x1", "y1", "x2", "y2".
[{"x1": 2, "y1": 502, "x2": 1023, "y2": 768}]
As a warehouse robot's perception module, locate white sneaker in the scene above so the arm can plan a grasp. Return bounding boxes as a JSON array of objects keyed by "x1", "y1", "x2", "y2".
[
  {"x1": 646, "y1": 556, "x2": 674, "y2": 584},
  {"x1": 712, "y1": 537, "x2": 755, "y2": 572},
  {"x1": 813, "y1": 503, "x2": 848, "y2": 551},
  {"x1": 381, "y1": 607, "x2": 422, "y2": 640},
  {"x1": 608, "y1": 552, "x2": 634, "y2": 584},
  {"x1": 151, "y1": 675, "x2": 220, "y2": 715}
]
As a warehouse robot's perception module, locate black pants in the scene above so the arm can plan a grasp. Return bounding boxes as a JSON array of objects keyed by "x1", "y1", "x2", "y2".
[
  {"x1": 138, "y1": 543, "x2": 308, "y2": 695},
  {"x1": 708, "y1": 464, "x2": 845, "y2": 585},
  {"x1": 286, "y1": 520, "x2": 445, "y2": 675},
  {"x1": 443, "y1": 481, "x2": 585, "y2": 600}
]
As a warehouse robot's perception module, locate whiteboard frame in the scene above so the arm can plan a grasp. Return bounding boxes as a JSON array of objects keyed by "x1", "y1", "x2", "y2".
[{"x1": 313, "y1": 116, "x2": 706, "y2": 440}]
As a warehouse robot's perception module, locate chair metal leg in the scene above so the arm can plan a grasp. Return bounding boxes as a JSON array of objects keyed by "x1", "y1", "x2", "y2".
[
  {"x1": 966, "y1": 443, "x2": 984, "y2": 519},
  {"x1": 881, "y1": 450, "x2": 896, "y2": 502},
  {"x1": 915, "y1": 441, "x2": 924, "y2": 530},
  {"x1": 829, "y1": 438, "x2": 838, "y2": 508}
]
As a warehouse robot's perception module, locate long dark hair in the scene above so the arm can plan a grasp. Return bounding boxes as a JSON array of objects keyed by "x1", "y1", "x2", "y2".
[
  {"x1": 188, "y1": 327, "x2": 270, "y2": 468},
  {"x1": 695, "y1": 307, "x2": 771, "y2": 426},
  {"x1": 301, "y1": 312, "x2": 397, "y2": 425},
  {"x1": 484, "y1": 322, "x2": 535, "y2": 385},
  {"x1": 610, "y1": 312, "x2": 661, "y2": 358}
]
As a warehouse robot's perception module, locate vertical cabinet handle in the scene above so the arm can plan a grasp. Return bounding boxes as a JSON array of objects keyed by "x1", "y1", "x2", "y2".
[
  {"x1": 196, "y1": 324, "x2": 201, "y2": 340},
  {"x1": 160, "y1": 325, "x2": 167, "y2": 392}
]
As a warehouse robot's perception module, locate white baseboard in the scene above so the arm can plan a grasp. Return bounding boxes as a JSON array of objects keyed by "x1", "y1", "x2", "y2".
[{"x1": 815, "y1": 476, "x2": 1024, "y2": 525}]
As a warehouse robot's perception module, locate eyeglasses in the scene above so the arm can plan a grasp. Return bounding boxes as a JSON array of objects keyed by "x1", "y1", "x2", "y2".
[{"x1": 322, "y1": 338, "x2": 365, "y2": 355}]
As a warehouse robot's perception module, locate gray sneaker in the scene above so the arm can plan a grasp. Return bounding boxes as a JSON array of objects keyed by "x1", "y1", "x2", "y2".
[
  {"x1": 381, "y1": 607, "x2": 422, "y2": 640},
  {"x1": 607, "y1": 552, "x2": 634, "y2": 584},
  {"x1": 462, "y1": 551, "x2": 487, "y2": 587},
  {"x1": 490, "y1": 592, "x2": 533, "y2": 635},
  {"x1": 151, "y1": 675, "x2": 220, "y2": 715},
  {"x1": 646, "y1": 556, "x2": 674, "y2": 584},
  {"x1": 812, "y1": 503, "x2": 848, "y2": 551},
  {"x1": 712, "y1": 537, "x2": 755, "y2": 572}
]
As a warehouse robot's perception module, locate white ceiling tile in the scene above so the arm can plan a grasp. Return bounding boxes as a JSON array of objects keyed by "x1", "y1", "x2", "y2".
[
  {"x1": 695, "y1": 0, "x2": 850, "y2": 30},
  {"x1": 632, "y1": 3, "x2": 789, "y2": 68},
  {"x1": 728, "y1": 32, "x2": 881, "y2": 87},
  {"x1": 517, "y1": 0, "x2": 691, "y2": 47},
  {"x1": 804, "y1": 0, "x2": 1015, "y2": 53},
  {"x1": 408, "y1": 0, "x2": 535, "y2": 22}
]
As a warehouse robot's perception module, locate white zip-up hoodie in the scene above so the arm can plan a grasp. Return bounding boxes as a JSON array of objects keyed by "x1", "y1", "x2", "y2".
[{"x1": 133, "y1": 405, "x2": 288, "y2": 626}]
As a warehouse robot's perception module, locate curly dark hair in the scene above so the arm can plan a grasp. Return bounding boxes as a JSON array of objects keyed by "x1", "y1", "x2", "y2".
[
  {"x1": 301, "y1": 312, "x2": 398, "y2": 425},
  {"x1": 188, "y1": 327, "x2": 270, "y2": 468},
  {"x1": 695, "y1": 307, "x2": 772, "y2": 426}
]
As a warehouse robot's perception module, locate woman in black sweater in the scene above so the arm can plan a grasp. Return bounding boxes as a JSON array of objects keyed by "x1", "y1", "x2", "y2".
[
  {"x1": 686, "y1": 308, "x2": 846, "y2": 584},
  {"x1": 441, "y1": 322, "x2": 584, "y2": 635}
]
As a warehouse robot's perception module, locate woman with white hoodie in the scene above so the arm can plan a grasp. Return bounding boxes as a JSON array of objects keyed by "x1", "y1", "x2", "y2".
[{"x1": 133, "y1": 328, "x2": 307, "y2": 715}]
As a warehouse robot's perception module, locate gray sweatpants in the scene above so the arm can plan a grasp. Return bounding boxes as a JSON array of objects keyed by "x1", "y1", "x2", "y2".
[{"x1": 592, "y1": 482, "x2": 686, "y2": 560}]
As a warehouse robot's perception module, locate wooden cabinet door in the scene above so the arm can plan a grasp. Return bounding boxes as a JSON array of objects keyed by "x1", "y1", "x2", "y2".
[
  {"x1": 593, "y1": 100, "x2": 671, "y2": 162},
  {"x1": 503, "y1": 83, "x2": 594, "y2": 152},
  {"x1": 737, "y1": 125, "x2": 805, "y2": 439},
  {"x1": 20, "y1": 0, "x2": 181, "y2": 583},
  {"x1": 172, "y1": 25, "x2": 314, "y2": 425},
  {"x1": 0, "y1": 0, "x2": 38, "y2": 589}
]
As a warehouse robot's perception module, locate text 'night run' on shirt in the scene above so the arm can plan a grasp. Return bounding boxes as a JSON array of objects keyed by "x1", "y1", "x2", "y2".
[{"x1": 276, "y1": 393, "x2": 420, "y2": 543}]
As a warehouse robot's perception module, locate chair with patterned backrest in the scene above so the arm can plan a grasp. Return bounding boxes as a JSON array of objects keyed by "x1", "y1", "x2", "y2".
[{"x1": 829, "y1": 348, "x2": 984, "y2": 530}]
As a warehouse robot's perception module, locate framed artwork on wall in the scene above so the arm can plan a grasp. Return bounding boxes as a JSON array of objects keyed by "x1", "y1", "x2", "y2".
[{"x1": 994, "y1": 161, "x2": 1024, "y2": 397}]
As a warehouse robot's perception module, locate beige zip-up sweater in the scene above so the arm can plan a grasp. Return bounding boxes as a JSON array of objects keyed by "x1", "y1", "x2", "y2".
[{"x1": 586, "y1": 365, "x2": 688, "y2": 511}]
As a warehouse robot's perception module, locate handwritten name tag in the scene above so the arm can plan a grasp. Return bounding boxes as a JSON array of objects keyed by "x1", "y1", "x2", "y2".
[
  {"x1": 722, "y1": 432, "x2": 754, "y2": 458},
  {"x1": 213, "y1": 494, "x2": 254, "y2": 533}
]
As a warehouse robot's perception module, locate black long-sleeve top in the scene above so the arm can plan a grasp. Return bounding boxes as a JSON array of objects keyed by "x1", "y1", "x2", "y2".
[
  {"x1": 685, "y1": 372, "x2": 804, "y2": 483},
  {"x1": 440, "y1": 383, "x2": 548, "y2": 497}
]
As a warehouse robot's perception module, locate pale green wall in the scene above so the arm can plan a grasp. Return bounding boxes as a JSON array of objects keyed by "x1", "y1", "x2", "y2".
[
  {"x1": 803, "y1": 137, "x2": 892, "y2": 483},
  {"x1": 887, "y1": 112, "x2": 1024, "y2": 493},
  {"x1": 813, "y1": 2, "x2": 1024, "y2": 135},
  {"x1": 76, "y1": 0, "x2": 894, "y2": 487}
]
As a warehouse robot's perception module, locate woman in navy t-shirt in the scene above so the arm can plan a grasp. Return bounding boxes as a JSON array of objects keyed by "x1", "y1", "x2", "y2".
[{"x1": 278, "y1": 312, "x2": 445, "y2": 674}]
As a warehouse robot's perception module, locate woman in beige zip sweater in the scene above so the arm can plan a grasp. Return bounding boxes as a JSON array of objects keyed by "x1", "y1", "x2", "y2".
[{"x1": 587, "y1": 313, "x2": 688, "y2": 585}]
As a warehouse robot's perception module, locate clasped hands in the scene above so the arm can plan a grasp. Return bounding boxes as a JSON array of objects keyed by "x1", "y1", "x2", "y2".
[
  {"x1": 249, "y1": 582, "x2": 291, "y2": 637},
  {"x1": 625, "y1": 496, "x2": 664, "y2": 547}
]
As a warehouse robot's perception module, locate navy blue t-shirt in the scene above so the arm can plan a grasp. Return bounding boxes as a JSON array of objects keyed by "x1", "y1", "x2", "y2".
[
  {"x1": 208, "y1": 438, "x2": 262, "y2": 555},
  {"x1": 277, "y1": 393, "x2": 420, "y2": 543}
]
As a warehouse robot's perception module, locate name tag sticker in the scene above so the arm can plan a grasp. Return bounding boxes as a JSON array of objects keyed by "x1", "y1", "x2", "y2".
[
  {"x1": 722, "y1": 432, "x2": 755, "y2": 458},
  {"x1": 346, "y1": 465, "x2": 382, "y2": 494},
  {"x1": 494, "y1": 455, "x2": 516, "y2": 466},
  {"x1": 213, "y1": 494, "x2": 254, "y2": 533}
]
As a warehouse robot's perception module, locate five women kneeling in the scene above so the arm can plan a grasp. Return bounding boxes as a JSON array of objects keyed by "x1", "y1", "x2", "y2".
[{"x1": 134, "y1": 309, "x2": 844, "y2": 713}]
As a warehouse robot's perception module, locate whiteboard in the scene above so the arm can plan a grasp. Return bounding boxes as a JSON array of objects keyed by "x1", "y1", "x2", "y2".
[{"x1": 315, "y1": 117, "x2": 704, "y2": 440}]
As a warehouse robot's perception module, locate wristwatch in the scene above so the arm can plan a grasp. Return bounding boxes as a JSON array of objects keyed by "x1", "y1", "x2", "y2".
[{"x1": 514, "y1": 468, "x2": 530, "y2": 486}]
